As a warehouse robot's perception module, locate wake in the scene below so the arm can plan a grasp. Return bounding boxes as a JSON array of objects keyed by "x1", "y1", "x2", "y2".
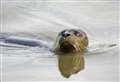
[{"x1": 0, "y1": 33, "x2": 117, "y2": 57}]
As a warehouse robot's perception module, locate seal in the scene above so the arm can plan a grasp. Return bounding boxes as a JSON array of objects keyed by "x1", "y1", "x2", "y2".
[{"x1": 53, "y1": 29, "x2": 88, "y2": 54}]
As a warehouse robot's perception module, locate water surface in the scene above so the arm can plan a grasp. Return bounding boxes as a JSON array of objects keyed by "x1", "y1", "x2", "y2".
[{"x1": 1, "y1": 0, "x2": 119, "y2": 81}]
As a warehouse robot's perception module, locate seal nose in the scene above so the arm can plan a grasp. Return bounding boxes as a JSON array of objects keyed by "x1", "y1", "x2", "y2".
[{"x1": 62, "y1": 32, "x2": 71, "y2": 37}]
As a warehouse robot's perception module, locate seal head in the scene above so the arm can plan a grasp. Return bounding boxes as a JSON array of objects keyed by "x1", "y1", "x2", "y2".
[{"x1": 54, "y1": 29, "x2": 88, "y2": 54}]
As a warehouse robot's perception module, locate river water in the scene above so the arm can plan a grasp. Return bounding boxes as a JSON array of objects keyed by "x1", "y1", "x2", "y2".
[{"x1": 1, "y1": 0, "x2": 119, "y2": 81}]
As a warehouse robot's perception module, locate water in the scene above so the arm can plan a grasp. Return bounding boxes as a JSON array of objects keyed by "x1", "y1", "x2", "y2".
[{"x1": 1, "y1": 0, "x2": 119, "y2": 81}]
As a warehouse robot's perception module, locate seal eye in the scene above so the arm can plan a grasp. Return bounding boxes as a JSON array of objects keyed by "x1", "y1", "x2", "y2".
[
  {"x1": 74, "y1": 31, "x2": 82, "y2": 37},
  {"x1": 59, "y1": 30, "x2": 66, "y2": 36},
  {"x1": 62, "y1": 32, "x2": 71, "y2": 37},
  {"x1": 64, "y1": 33, "x2": 70, "y2": 37}
]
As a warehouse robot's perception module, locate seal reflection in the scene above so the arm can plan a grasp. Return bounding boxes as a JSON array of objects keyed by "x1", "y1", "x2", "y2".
[{"x1": 57, "y1": 53, "x2": 85, "y2": 78}]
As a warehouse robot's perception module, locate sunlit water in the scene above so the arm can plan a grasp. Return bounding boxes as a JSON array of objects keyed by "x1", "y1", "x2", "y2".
[{"x1": 1, "y1": 0, "x2": 119, "y2": 81}]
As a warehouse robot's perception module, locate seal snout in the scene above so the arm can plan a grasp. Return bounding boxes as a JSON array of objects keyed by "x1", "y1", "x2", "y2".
[{"x1": 60, "y1": 41, "x2": 75, "y2": 53}]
